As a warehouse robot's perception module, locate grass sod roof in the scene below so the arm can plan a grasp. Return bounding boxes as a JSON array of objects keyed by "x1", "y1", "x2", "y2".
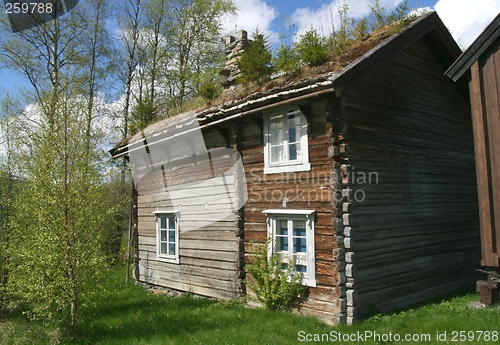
[{"x1": 110, "y1": 11, "x2": 461, "y2": 159}]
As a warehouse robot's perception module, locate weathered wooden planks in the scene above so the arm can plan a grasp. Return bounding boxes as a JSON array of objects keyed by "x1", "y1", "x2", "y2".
[
  {"x1": 468, "y1": 38, "x2": 500, "y2": 268},
  {"x1": 240, "y1": 98, "x2": 344, "y2": 324},
  {"x1": 340, "y1": 38, "x2": 480, "y2": 319},
  {"x1": 133, "y1": 126, "x2": 245, "y2": 300}
]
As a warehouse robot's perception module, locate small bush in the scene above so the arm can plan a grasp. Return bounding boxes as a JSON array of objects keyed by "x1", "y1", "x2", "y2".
[
  {"x1": 295, "y1": 29, "x2": 329, "y2": 67},
  {"x1": 245, "y1": 242, "x2": 307, "y2": 311},
  {"x1": 198, "y1": 80, "x2": 222, "y2": 102},
  {"x1": 237, "y1": 28, "x2": 273, "y2": 85},
  {"x1": 273, "y1": 44, "x2": 301, "y2": 75}
]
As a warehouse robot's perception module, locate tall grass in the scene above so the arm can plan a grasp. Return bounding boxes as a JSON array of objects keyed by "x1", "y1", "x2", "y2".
[{"x1": 1, "y1": 265, "x2": 499, "y2": 344}]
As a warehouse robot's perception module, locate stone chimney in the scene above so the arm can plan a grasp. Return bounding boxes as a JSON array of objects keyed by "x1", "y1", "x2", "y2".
[{"x1": 220, "y1": 30, "x2": 249, "y2": 93}]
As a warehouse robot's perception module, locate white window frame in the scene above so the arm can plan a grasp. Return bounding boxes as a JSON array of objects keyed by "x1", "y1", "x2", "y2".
[
  {"x1": 263, "y1": 106, "x2": 311, "y2": 174},
  {"x1": 263, "y1": 209, "x2": 316, "y2": 287},
  {"x1": 153, "y1": 210, "x2": 180, "y2": 264}
]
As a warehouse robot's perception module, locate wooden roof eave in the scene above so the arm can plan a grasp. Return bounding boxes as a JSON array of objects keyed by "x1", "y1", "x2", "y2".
[
  {"x1": 110, "y1": 80, "x2": 336, "y2": 159},
  {"x1": 446, "y1": 12, "x2": 500, "y2": 82}
]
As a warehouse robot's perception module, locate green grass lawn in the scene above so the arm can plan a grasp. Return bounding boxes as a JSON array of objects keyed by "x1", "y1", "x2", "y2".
[{"x1": 1, "y1": 265, "x2": 499, "y2": 344}]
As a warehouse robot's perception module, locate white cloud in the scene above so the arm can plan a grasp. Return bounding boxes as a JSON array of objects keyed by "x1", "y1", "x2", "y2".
[
  {"x1": 222, "y1": 0, "x2": 279, "y2": 43},
  {"x1": 433, "y1": 0, "x2": 500, "y2": 48},
  {"x1": 290, "y1": 0, "x2": 403, "y2": 40}
]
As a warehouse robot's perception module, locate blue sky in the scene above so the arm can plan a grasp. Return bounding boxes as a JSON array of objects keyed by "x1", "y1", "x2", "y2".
[
  {"x1": 1, "y1": 0, "x2": 499, "y2": 96},
  {"x1": 224, "y1": 0, "x2": 499, "y2": 47}
]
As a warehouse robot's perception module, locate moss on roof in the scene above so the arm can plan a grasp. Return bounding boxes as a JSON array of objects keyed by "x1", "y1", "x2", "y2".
[{"x1": 111, "y1": 14, "x2": 427, "y2": 156}]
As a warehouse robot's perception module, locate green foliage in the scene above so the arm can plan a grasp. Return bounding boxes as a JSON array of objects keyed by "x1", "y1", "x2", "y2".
[
  {"x1": 334, "y1": 3, "x2": 353, "y2": 50},
  {"x1": 353, "y1": 17, "x2": 369, "y2": 40},
  {"x1": 273, "y1": 15, "x2": 301, "y2": 75},
  {"x1": 0, "y1": 171, "x2": 10, "y2": 308},
  {"x1": 7, "y1": 96, "x2": 118, "y2": 331},
  {"x1": 245, "y1": 243, "x2": 307, "y2": 311},
  {"x1": 368, "y1": 0, "x2": 411, "y2": 31},
  {"x1": 273, "y1": 43, "x2": 301, "y2": 75},
  {"x1": 198, "y1": 77, "x2": 223, "y2": 102},
  {"x1": 164, "y1": 0, "x2": 236, "y2": 107},
  {"x1": 295, "y1": 29, "x2": 330, "y2": 67},
  {"x1": 389, "y1": 0, "x2": 411, "y2": 22},
  {"x1": 128, "y1": 99, "x2": 159, "y2": 135},
  {"x1": 237, "y1": 28, "x2": 273, "y2": 85},
  {"x1": 0, "y1": 95, "x2": 22, "y2": 310},
  {"x1": 368, "y1": 0, "x2": 388, "y2": 30}
]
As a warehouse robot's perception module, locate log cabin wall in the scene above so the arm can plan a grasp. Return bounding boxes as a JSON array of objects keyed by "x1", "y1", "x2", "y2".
[
  {"x1": 241, "y1": 98, "x2": 345, "y2": 324},
  {"x1": 134, "y1": 126, "x2": 245, "y2": 299},
  {"x1": 469, "y1": 37, "x2": 500, "y2": 268},
  {"x1": 342, "y1": 39, "x2": 481, "y2": 320}
]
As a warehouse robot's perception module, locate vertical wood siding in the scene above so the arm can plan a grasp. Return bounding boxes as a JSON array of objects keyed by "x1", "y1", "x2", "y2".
[
  {"x1": 343, "y1": 39, "x2": 480, "y2": 319},
  {"x1": 469, "y1": 37, "x2": 500, "y2": 268}
]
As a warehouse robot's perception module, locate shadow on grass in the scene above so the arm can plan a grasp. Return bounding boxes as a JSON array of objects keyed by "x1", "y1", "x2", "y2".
[
  {"x1": 361, "y1": 283, "x2": 478, "y2": 321},
  {"x1": 78, "y1": 289, "x2": 248, "y2": 344}
]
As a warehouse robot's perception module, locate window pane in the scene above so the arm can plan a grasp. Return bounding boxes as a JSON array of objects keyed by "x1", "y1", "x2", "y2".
[
  {"x1": 169, "y1": 230, "x2": 175, "y2": 243},
  {"x1": 271, "y1": 128, "x2": 282, "y2": 146},
  {"x1": 295, "y1": 142, "x2": 301, "y2": 160},
  {"x1": 293, "y1": 222, "x2": 306, "y2": 237},
  {"x1": 270, "y1": 115, "x2": 283, "y2": 130},
  {"x1": 293, "y1": 237, "x2": 307, "y2": 253},
  {"x1": 277, "y1": 236, "x2": 288, "y2": 251},
  {"x1": 160, "y1": 242, "x2": 167, "y2": 255},
  {"x1": 169, "y1": 243, "x2": 176, "y2": 255},
  {"x1": 289, "y1": 143, "x2": 297, "y2": 161},
  {"x1": 293, "y1": 221, "x2": 306, "y2": 253},
  {"x1": 277, "y1": 220, "x2": 288, "y2": 235},
  {"x1": 295, "y1": 264, "x2": 307, "y2": 273},
  {"x1": 160, "y1": 217, "x2": 166, "y2": 229},
  {"x1": 276, "y1": 220, "x2": 288, "y2": 251},
  {"x1": 168, "y1": 217, "x2": 175, "y2": 229},
  {"x1": 287, "y1": 111, "x2": 298, "y2": 126},
  {"x1": 288, "y1": 126, "x2": 296, "y2": 143},
  {"x1": 161, "y1": 229, "x2": 167, "y2": 241},
  {"x1": 271, "y1": 144, "x2": 283, "y2": 163}
]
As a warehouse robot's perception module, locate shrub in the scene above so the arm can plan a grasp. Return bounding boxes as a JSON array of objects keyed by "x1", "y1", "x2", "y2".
[
  {"x1": 273, "y1": 43, "x2": 301, "y2": 75},
  {"x1": 237, "y1": 28, "x2": 273, "y2": 85},
  {"x1": 245, "y1": 242, "x2": 307, "y2": 311},
  {"x1": 295, "y1": 29, "x2": 329, "y2": 67},
  {"x1": 198, "y1": 80, "x2": 222, "y2": 102}
]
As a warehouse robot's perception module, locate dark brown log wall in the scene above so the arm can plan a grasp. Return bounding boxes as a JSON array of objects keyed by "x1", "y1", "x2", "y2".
[
  {"x1": 241, "y1": 99, "x2": 344, "y2": 324},
  {"x1": 342, "y1": 39, "x2": 481, "y2": 320}
]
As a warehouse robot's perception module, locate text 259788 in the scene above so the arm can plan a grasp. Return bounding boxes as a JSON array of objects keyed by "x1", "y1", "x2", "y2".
[{"x1": 5, "y1": 2, "x2": 53, "y2": 14}]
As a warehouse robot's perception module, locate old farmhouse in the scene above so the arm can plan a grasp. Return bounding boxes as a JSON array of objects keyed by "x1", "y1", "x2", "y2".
[{"x1": 111, "y1": 12, "x2": 480, "y2": 324}]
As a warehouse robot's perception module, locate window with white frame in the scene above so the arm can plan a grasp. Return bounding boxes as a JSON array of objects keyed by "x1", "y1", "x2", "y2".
[
  {"x1": 154, "y1": 210, "x2": 180, "y2": 263},
  {"x1": 264, "y1": 106, "x2": 310, "y2": 174},
  {"x1": 264, "y1": 210, "x2": 316, "y2": 287}
]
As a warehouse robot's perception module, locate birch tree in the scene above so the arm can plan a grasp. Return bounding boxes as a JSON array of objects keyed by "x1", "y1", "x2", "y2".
[
  {"x1": 0, "y1": 94, "x2": 21, "y2": 308},
  {"x1": 9, "y1": 95, "x2": 115, "y2": 330},
  {"x1": 0, "y1": 1, "x2": 117, "y2": 331},
  {"x1": 165, "y1": 0, "x2": 235, "y2": 108}
]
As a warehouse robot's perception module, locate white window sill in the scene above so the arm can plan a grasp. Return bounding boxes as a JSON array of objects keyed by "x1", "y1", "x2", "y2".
[
  {"x1": 157, "y1": 256, "x2": 180, "y2": 264},
  {"x1": 263, "y1": 209, "x2": 316, "y2": 216},
  {"x1": 302, "y1": 277, "x2": 317, "y2": 287},
  {"x1": 264, "y1": 162, "x2": 311, "y2": 175}
]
